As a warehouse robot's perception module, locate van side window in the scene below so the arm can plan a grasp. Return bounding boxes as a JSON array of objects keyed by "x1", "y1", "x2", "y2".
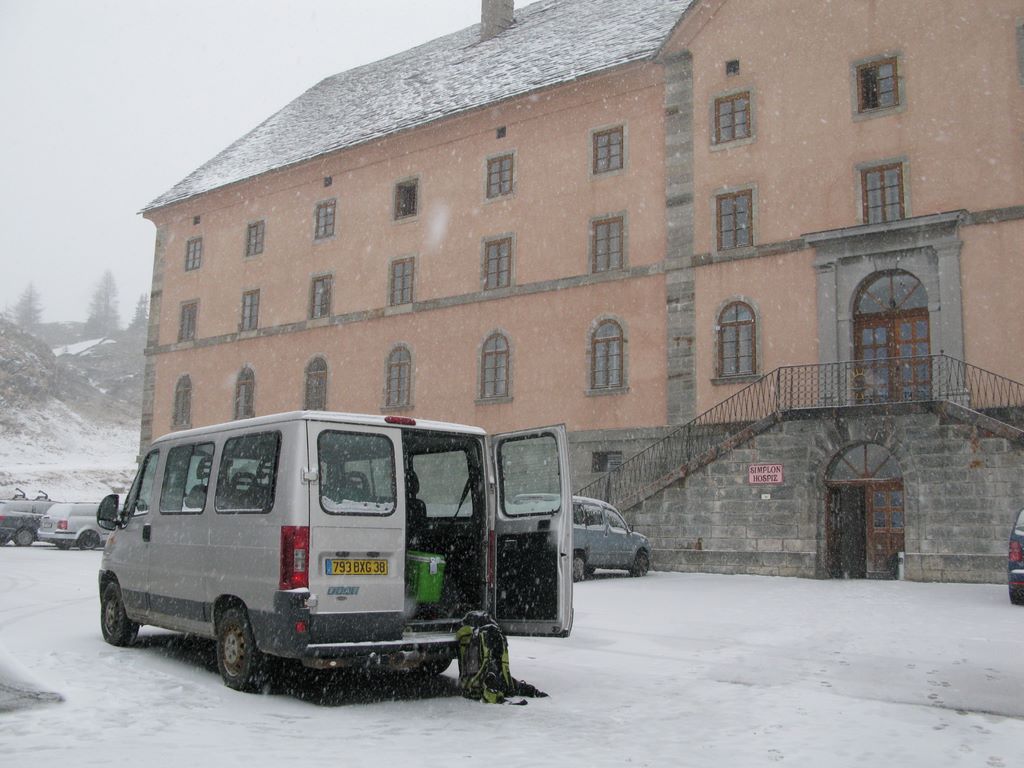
[
  {"x1": 125, "y1": 449, "x2": 160, "y2": 516},
  {"x1": 318, "y1": 431, "x2": 396, "y2": 515},
  {"x1": 214, "y1": 431, "x2": 281, "y2": 514},
  {"x1": 160, "y1": 442, "x2": 215, "y2": 514}
]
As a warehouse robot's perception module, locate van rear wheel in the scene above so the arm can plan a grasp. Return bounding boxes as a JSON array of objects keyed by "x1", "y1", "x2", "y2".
[
  {"x1": 217, "y1": 607, "x2": 269, "y2": 693},
  {"x1": 101, "y1": 582, "x2": 139, "y2": 646}
]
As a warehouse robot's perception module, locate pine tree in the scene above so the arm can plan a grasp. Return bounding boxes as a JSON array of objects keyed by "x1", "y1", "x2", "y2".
[
  {"x1": 13, "y1": 283, "x2": 43, "y2": 331},
  {"x1": 128, "y1": 293, "x2": 149, "y2": 331},
  {"x1": 85, "y1": 270, "x2": 120, "y2": 337}
]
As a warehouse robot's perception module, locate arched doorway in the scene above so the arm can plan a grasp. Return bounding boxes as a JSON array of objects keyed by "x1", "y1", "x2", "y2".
[
  {"x1": 825, "y1": 443, "x2": 905, "y2": 579},
  {"x1": 853, "y1": 270, "x2": 930, "y2": 402}
]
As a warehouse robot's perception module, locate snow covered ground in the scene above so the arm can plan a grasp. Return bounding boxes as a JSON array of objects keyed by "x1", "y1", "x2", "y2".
[
  {"x1": 0, "y1": 546, "x2": 1021, "y2": 767},
  {"x1": 0, "y1": 399, "x2": 138, "y2": 502}
]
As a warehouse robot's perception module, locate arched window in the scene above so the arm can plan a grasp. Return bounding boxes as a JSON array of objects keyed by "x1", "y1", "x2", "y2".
[
  {"x1": 172, "y1": 375, "x2": 192, "y2": 427},
  {"x1": 717, "y1": 301, "x2": 756, "y2": 377},
  {"x1": 591, "y1": 320, "x2": 623, "y2": 390},
  {"x1": 304, "y1": 357, "x2": 328, "y2": 410},
  {"x1": 480, "y1": 333, "x2": 510, "y2": 399},
  {"x1": 234, "y1": 366, "x2": 255, "y2": 420},
  {"x1": 385, "y1": 346, "x2": 411, "y2": 408},
  {"x1": 853, "y1": 270, "x2": 930, "y2": 402}
]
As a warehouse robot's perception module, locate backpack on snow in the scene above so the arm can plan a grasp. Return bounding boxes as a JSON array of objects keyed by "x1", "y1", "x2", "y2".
[{"x1": 455, "y1": 611, "x2": 547, "y2": 704}]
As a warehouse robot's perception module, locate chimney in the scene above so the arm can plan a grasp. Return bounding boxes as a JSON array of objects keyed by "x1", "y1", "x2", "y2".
[{"x1": 481, "y1": 0, "x2": 514, "y2": 41}]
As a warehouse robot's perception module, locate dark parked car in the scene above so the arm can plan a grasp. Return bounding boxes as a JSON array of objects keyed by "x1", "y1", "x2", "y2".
[
  {"x1": 1009, "y1": 506, "x2": 1024, "y2": 605},
  {"x1": 0, "y1": 492, "x2": 56, "y2": 546},
  {"x1": 572, "y1": 496, "x2": 650, "y2": 582}
]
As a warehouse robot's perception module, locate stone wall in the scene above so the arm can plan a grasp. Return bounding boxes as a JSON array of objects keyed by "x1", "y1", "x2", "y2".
[{"x1": 629, "y1": 407, "x2": 1024, "y2": 583}]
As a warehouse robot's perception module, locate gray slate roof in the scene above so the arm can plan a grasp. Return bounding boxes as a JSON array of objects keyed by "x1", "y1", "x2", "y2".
[{"x1": 144, "y1": 0, "x2": 693, "y2": 212}]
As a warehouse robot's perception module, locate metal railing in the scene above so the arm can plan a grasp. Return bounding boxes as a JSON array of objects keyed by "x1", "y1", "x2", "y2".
[{"x1": 577, "y1": 355, "x2": 1024, "y2": 508}]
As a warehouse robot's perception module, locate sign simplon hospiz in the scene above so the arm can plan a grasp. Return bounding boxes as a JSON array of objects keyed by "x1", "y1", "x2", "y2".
[{"x1": 748, "y1": 463, "x2": 784, "y2": 485}]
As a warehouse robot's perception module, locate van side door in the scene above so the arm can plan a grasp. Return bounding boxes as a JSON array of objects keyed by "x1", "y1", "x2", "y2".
[
  {"x1": 108, "y1": 448, "x2": 161, "y2": 616},
  {"x1": 489, "y1": 425, "x2": 572, "y2": 638}
]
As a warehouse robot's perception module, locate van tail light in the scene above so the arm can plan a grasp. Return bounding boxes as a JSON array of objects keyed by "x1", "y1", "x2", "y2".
[
  {"x1": 1010, "y1": 540, "x2": 1023, "y2": 563},
  {"x1": 57, "y1": 520, "x2": 68, "y2": 531},
  {"x1": 280, "y1": 526, "x2": 310, "y2": 590}
]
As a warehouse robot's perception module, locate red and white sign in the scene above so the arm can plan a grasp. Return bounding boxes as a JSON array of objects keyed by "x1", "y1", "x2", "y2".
[{"x1": 748, "y1": 464, "x2": 784, "y2": 485}]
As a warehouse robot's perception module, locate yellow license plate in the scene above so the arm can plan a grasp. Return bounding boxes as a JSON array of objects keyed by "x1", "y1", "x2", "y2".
[{"x1": 326, "y1": 558, "x2": 388, "y2": 576}]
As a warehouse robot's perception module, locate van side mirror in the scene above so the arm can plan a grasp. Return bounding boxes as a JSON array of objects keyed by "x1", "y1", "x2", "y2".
[{"x1": 97, "y1": 494, "x2": 121, "y2": 531}]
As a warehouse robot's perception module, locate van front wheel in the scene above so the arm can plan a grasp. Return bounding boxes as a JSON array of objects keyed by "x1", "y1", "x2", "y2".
[
  {"x1": 101, "y1": 582, "x2": 139, "y2": 647},
  {"x1": 217, "y1": 607, "x2": 269, "y2": 693}
]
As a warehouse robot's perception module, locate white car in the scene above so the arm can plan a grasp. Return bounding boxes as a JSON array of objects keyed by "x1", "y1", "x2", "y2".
[{"x1": 37, "y1": 502, "x2": 107, "y2": 550}]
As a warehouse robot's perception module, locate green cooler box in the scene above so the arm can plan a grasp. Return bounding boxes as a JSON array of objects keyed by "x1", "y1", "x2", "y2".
[{"x1": 406, "y1": 550, "x2": 446, "y2": 604}]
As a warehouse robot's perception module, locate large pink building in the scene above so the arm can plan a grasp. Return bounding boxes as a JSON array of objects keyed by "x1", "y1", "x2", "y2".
[{"x1": 142, "y1": 0, "x2": 1024, "y2": 583}]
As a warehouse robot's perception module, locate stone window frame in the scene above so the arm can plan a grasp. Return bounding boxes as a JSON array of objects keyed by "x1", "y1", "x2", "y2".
[
  {"x1": 239, "y1": 289, "x2": 260, "y2": 333},
  {"x1": 303, "y1": 355, "x2": 329, "y2": 411},
  {"x1": 178, "y1": 300, "x2": 198, "y2": 343},
  {"x1": 481, "y1": 234, "x2": 515, "y2": 291},
  {"x1": 476, "y1": 329, "x2": 513, "y2": 405},
  {"x1": 484, "y1": 151, "x2": 515, "y2": 201},
  {"x1": 712, "y1": 184, "x2": 757, "y2": 254},
  {"x1": 855, "y1": 156, "x2": 911, "y2": 225},
  {"x1": 313, "y1": 198, "x2": 337, "y2": 241},
  {"x1": 712, "y1": 297, "x2": 761, "y2": 384},
  {"x1": 585, "y1": 314, "x2": 629, "y2": 396},
  {"x1": 185, "y1": 236, "x2": 203, "y2": 271},
  {"x1": 850, "y1": 52, "x2": 906, "y2": 122},
  {"x1": 589, "y1": 212, "x2": 627, "y2": 274},
  {"x1": 710, "y1": 87, "x2": 756, "y2": 150},
  {"x1": 309, "y1": 273, "x2": 333, "y2": 320},
  {"x1": 393, "y1": 176, "x2": 419, "y2": 221},
  {"x1": 233, "y1": 366, "x2": 256, "y2": 420},
  {"x1": 244, "y1": 219, "x2": 266, "y2": 258},
  {"x1": 1017, "y1": 20, "x2": 1024, "y2": 87},
  {"x1": 590, "y1": 123, "x2": 627, "y2": 177},
  {"x1": 383, "y1": 343, "x2": 414, "y2": 411},
  {"x1": 388, "y1": 256, "x2": 416, "y2": 308},
  {"x1": 172, "y1": 374, "x2": 192, "y2": 429}
]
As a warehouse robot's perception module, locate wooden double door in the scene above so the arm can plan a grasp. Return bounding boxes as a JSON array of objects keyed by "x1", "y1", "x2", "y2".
[{"x1": 827, "y1": 480, "x2": 905, "y2": 578}]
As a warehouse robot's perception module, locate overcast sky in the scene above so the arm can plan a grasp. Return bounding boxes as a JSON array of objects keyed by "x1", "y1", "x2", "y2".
[{"x1": 0, "y1": 0, "x2": 485, "y2": 325}]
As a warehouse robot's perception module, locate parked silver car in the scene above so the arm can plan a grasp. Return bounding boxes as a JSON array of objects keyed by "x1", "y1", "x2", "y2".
[
  {"x1": 572, "y1": 496, "x2": 650, "y2": 581},
  {"x1": 37, "y1": 502, "x2": 107, "y2": 550}
]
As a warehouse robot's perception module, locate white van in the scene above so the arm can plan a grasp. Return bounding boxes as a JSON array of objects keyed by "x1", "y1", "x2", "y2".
[
  {"x1": 97, "y1": 411, "x2": 573, "y2": 691},
  {"x1": 38, "y1": 502, "x2": 107, "y2": 549}
]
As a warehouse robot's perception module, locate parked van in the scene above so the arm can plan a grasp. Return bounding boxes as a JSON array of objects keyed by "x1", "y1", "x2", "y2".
[
  {"x1": 97, "y1": 411, "x2": 573, "y2": 691},
  {"x1": 37, "y1": 502, "x2": 107, "y2": 549}
]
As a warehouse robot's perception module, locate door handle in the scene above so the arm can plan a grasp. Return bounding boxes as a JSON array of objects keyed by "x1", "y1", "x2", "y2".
[{"x1": 142, "y1": 524, "x2": 151, "y2": 543}]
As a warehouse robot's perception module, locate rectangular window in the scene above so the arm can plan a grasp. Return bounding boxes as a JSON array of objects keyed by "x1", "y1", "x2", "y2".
[
  {"x1": 716, "y1": 190, "x2": 753, "y2": 250},
  {"x1": 178, "y1": 301, "x2": 197, "y2": 342},
  {"x1": 592, "y1": 216, "x2": 624, "y2": 273},
  {"x1": 483, "y1": 237, "x2": 512, "y2": 290},
  {"x1": 214, "y1": 431, "x2": 281, "y2": 514},
  {"x1": 245, "y1": 220, "x2": 265, "y2": 257},
  {"x1": 185, "y1": 237, "x2": 203, "y2": 271},
  {"x1": 314, "y1": 199, "x2": 336, "y2": 239},
  {"x1": 317, "y1": 430, "x2": 396, "y2": 515},
  {"x1": 592, "y1": 126, "x2": 624, "y2": 174},
  {"x1": 240, "y1": 290, "x2": 260, "y2": 331},
  {"x1": 857, "y1": 57, "x2": 898, "y2": 112},
  {"x1": 160, "y1": 442, "x2": 214, "y2": 515},
  {"x1": 389, "y1": 258, "x2": 415, "y2": 306},
  {"x1": 861, "y1": 163, "x2": 904, "y2": 224},
  {"x1": 310, "y1": 275, "x2": 332, "y2": 319},
  {"x1": 714, "y1": 92, "x2": 750, "y2": 143},
  {"x1": 486, "y1": 154, "x2": 514, "y2": 198},
  {"x1": 592, "y1": 451, "x2": 624, "y2": 473},
  {"x1": 394, "y1": 180, "x2": 418, "y2": 219}
]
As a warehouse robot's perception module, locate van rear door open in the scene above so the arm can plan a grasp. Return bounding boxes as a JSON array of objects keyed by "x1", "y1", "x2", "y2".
[
  {"x1": 306, "y1": 422, "x2": 407, "y2": 641},
  {"x1": 490, "y1": 425, "x2": 573, "y2": 637}
]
